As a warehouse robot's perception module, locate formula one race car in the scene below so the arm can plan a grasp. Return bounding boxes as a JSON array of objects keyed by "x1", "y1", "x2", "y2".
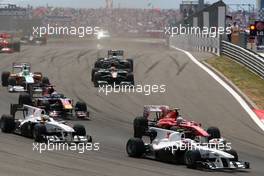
[
  {"x1": 126, "y1": 127, "x2": 250, "y2": 170},
  {"x1": 1, "y1": 62, "x2": 50, "y2": 92},
  {"x1": 17, "y1": 90, "x2": 89, "y2": 119},
  {"x1": 0, "y1": 33, "x2": 20, "y2": 53},
  {"x1": 1, "y1": 105, "x2": 92, "y2": 143},
  {"x1": 91, "y1": 50, "x2": 134, "y2": 81},
  {"x1": 20, "y1": 35, "x2": 47, "y2": 45},
  {"x1": 133, "y1": 105, "x2": 221, "y2": 141},
  {"x1": 93, "y1": 66, "x2": 134, "y2": 87}
]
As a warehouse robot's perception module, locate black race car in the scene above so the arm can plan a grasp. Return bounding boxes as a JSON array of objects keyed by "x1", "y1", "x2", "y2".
[
  {"x1": 91, "y1": 50, "x2": 134, "y2": 82},
  {"x1": 93, "y1": 66, "x2": 134, "y2": 87}
]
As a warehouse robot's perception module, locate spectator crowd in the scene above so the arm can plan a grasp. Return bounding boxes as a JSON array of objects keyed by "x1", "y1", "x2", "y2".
[{"x1": 29, "y1": 6, "x2": 181, "y2": 37}]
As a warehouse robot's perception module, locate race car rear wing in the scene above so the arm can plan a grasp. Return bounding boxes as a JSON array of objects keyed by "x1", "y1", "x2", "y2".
[
  {"x1": 10, "y1": 104, "x2": 45, "y2": 119},
  {"x1": 12, "y1": 62, "x2": 31, "y2": 69},
  {"x1": 108, "y1": 50, "x2": 124, "y2": 57}
]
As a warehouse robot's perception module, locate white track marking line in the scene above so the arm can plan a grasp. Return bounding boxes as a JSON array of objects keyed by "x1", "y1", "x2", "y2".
[{"x1": 171, "y1": 46, "x2": 264, "y2": 131}]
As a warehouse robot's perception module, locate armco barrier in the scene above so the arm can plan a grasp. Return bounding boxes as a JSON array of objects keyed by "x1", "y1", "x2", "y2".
[
  {"x1": 222, "y1": 41, "x2": 264, "y2": 79},
  {"x1": 169, "y1": 35, "x2": 264, "y2": 79},
  {"x1": 169, "y1": 34, "x2": 221, "y2": 56}
]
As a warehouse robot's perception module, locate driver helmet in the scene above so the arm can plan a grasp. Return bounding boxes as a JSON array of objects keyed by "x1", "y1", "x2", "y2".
[
  {"x1": 160, "y1": 106, "x2": 168, "y2": 118},
  {"x1": 41, "y1": 114, "x2": 50, "y2": 123},
  {"x1": 22, "y1": 66, "x2": 30, "y2": 75},
  {"x1": 51, "y1": 91, "x2": 58, "y2": 95},
  {"x1": 48, "y1": 86, "x2": 55, "y2": 94},
  {"x1": 176, "y1": 116, "x2": 184, "y2": 124},
  {"x1": 110, "y1": 63, "x2": 117, "y2": 72}
]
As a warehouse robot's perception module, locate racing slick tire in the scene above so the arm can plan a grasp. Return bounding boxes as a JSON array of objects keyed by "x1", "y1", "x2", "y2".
[
  {"x1": 133, "y1": 116, "x2": 148, "y2": 138},
  {"x1": 93, "y1": 73, "x2": 101, "y2": 87},
  {"x1": 33, "y1": 124, "x2": 47, "y2": 142},
  {"x1": 94, "y1": 61, "x2": 101, "y2": 68},
  {"x1": 41, "y1": 100, "x2": 50, "y2": 112},
  {"x1": 126, "y1": 137, "x2": 145, "y2": 158},
  {"x1": 1, "y1": 71, "x2": 10, "y2": 87},
  {"x1": 207, "y1": 126, "x2": 221, "y2": 140},
  {"x1": 42, "y1": 77, "x2": 50, "y2": 85},
  {"x1": 225, "y1": 149, "x2": 238, "y2": 161},
  {"x1": 73, "y1": 124, "x2": 86, "y2": 136},
  {"x1": 127, "y1": 73, "x2": 134, "y2": 85},
  {"x1": 91, "y1": 68, "x2": 99, "y2": 82},
  {"x1": 8, "y1": 77, "x2": 16, "y2": 86},
  {"x1": 1, "y1": 115, "x2": 15, "y2": 133},
  {"x1": 184, "y1": 150, "x2": 202, "y2": 169},
  {"x1": 75, "y1": 101, "x2": 87, "y2": 112},
  {"x1": 127, "y1": 59, "x2": 134, "y2": 72},
  {"x1": 19, "y1": 93, "x2": 32, "y2": 105}
]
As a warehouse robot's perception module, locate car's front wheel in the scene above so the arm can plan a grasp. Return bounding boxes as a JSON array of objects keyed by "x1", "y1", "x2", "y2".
[
  {"x1": 33, "y1": 124, "x2": 47, "y2": 142},
  {"x1": 126, "y1": 137, "x2": 145, "y2": 158},
  {"x1": 1, "y1": 115, "x2": 15, "y2": 133},
  {"x1": 73, "y1": 124, "x2": 86, "y2": 136},
  {"x1": 184, "y1": 150, "x2": 201, "y2": 169},
  {"x1": 1, "y1": 71, "x2": 10, "y2": 87},
  {"x1": 225, "y1": 149, "x2": 238, "y2": 161}
]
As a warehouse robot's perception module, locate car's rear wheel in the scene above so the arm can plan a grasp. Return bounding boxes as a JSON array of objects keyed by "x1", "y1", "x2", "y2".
[
  {"x1": 127, "y1": 73, "x2": 134, "y2": 85},
  {"x1": 1, "y1": 115, "x2": 15, "y2": 133},
  {"x1": 73, "y1": 124, "x2": 86, "y2": 136},
  {"x1": 93, "y1": 73, "x2": 100, "y2": 87},
  {"x1": 41, "y1": 100, "x2": 50, "y2": 112},
  {"x1": 127, "y1": 59, "x2": 134, "y2": 72},
  {"x1": 94, "y1": 61, "x2": 101, "y2": 68},
  {"x1": 1, "y1": 71, "x2": 10, "y2": 87},
  {"x1": 75, "y1": 101, "x2": 87, "y2": 112},
  {"x1": 207, "y1": 126, "x2": 221, "y2": 140},
  {"x1": 91, "y1": 68, "x2": 99, "y2": 82},
  {"x1": 126, "y1": 137, "x2": 145, "y2": 158},
  {"x1": 42, "y1": 77, "x2": 50, "y2": 85},
  {"x1": 133, "y1": 116, "x2": 148, "y2": 138},
  {"x1": 19, "y1": 93, "x2": 32, "y2": 105},
  {"x1": 8, "y1": 77, "x2": 16, "y2": 86}
]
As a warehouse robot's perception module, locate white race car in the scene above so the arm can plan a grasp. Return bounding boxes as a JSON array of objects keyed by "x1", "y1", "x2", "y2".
[
  {"x1": 126, "y1": 127, "x2": 250, "y2": 170},
  {"x1": 1, "y1": 62, "x2": 50, "y2": 93},
  {"x1": 1, "y1": 105, "x2": 92, "y2": 143}
]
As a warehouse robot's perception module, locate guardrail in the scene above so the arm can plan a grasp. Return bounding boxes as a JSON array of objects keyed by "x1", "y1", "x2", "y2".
[
  {"x1": 169, "y1": 35, "x2": 264, "y2": 79},
  {"x1": 169, "y1": 34, "x2": 221, "y2": 56},
  {"x1": 221, "y1": 41, "x2": 264, "y2": 79}
]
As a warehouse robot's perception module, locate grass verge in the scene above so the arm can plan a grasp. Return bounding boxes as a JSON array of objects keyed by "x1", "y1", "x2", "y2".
[{"x1": 206, "y1": 56, "x2": 264, "y2": 109}]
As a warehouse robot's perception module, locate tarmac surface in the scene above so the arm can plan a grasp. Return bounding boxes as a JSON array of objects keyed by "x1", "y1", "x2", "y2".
[{"x1": 0, "y1": 38, "x2": 263, "y2": 176}]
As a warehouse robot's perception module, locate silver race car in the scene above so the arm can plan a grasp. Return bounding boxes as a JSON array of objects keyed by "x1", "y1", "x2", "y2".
[
  {"x1": 126, "y1": 127, "x2": 250, "y2": 170},
  {"x1": 1, "y1": 105, "x2": 92, "y2": 143}
]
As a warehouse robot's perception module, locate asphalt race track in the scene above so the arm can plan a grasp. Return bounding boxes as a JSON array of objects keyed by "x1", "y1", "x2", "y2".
[{"x1": 0, "y1": 38, "x2": 264, "y2": 176}]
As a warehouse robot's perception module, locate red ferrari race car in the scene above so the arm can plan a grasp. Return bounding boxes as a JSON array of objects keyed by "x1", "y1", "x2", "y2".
[
  {"x1": 133, "y1": 105, "x2": 221, "y2": 141},
  {"x1": 0, "y1": 33, "x2": 20, "y2": 53}
]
